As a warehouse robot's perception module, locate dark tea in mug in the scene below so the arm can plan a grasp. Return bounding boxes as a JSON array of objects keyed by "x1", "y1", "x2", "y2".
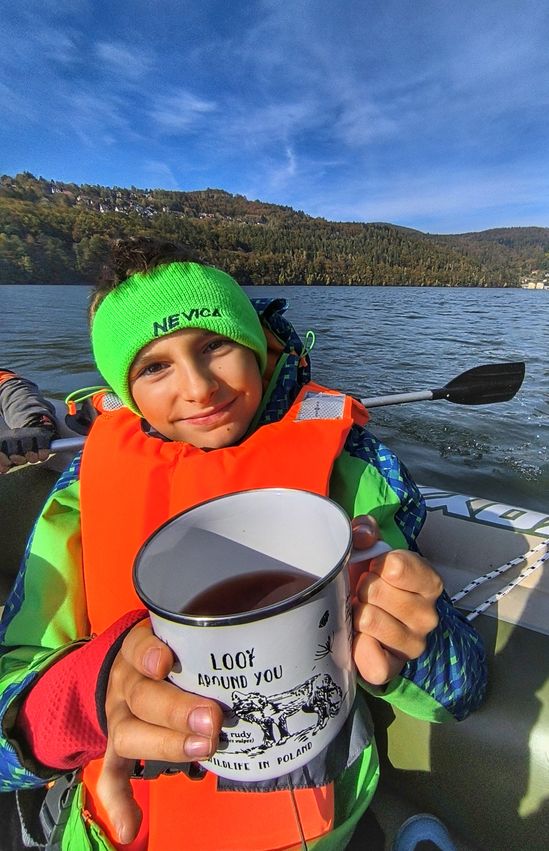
[
  {"x1": 133, "y1": 488, "x2": 355, "y2": 782},
  {"x1": 181, "y1": 567, "x2": 317, "y2": 616}
]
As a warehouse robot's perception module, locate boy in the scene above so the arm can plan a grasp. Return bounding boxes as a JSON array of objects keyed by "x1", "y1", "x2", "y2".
[{"x1": 0, "y1": 238, "x2": 486, "y2": 851}]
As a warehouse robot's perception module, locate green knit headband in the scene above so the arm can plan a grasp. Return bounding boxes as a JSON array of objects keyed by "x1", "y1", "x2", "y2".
[{"x1": 91, "y1": 262, "x2": 267, "y2": 414}]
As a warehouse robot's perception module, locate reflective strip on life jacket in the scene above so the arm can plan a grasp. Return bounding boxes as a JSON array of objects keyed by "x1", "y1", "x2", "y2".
[{"x1": 80, "y1": 382, "x2": 367, "y2": 851}]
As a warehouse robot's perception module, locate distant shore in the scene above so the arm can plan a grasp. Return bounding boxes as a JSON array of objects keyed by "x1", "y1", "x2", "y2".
[{"x1": 3, "y1": 173, "x2": 548, "y2": 288}]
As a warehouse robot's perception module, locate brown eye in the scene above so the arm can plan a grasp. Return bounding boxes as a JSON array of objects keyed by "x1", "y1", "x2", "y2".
[
  {"x1": 140, "y1": 362, "x2": 166, "y2": 377},
  {"x1": 204, "y1": 338, "x2": 228, "y2": 354}
]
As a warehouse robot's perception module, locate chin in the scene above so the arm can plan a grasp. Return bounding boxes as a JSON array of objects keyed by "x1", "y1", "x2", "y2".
[
  {"x1": 175, "y1": 425, "x2": 242, "y2": 449},
  {"x1": 207, "y1": 423, "x2": 250, "y2": 449},
  {"x1": 202, "y1": 433, "x2": 241, "y2": 450}
]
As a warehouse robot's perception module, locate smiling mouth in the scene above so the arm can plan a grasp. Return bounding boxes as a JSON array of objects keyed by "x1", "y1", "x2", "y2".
[{"x1": 180, "y1": 398, "x2": 236, "y2": 426}]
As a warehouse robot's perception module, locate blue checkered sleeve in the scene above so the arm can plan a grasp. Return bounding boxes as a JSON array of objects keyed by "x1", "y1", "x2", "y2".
[
  {"x1": 0, "y1": 454, "x2": 83, "y2": 790},
  {"x1": 400, "y1": 591, "x2": 487, "y2": 720},
  {"x1": 344, "y1": 425, "x2": 426, "y2": 549},
  {"x1": 0, "y1": 676, "x2": 54, "y2": 790},
  {"x1": 343, "y1": 427, "x2": 486, "y2": 719}
]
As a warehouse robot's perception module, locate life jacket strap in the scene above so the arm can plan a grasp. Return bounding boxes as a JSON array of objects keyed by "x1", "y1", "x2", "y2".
[
  {"x1": 37, "y1": 769, "x2": 82, "y2": 850},
  {"x1": 132, "y1": 760, "x2": 207, "y2": 781}
]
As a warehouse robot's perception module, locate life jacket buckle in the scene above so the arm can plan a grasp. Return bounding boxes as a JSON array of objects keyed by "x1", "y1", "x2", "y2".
[
  {"x1": 39, "y1": 769, "x2": 82, "y2": 849},
  {"x1": 132, "y1": 760, "x2": 207, "y2": 781}
]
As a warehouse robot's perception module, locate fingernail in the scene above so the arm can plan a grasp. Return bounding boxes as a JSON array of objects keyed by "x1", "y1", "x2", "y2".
[
  {"x1": 185, "y1": 736, "x2": 212, "y2": 758},
  {"x1": 188, "y1": 707, "x2": 213, "y2": 737},
  {"x1": 143, "y1": 647, "x2": 161, "y2": 675},
  {"x1": 355, "y1": 519, "x2": 376, "y2": 535},
  {"x1": 115, "y1": 821, "x2": 130, "y2": 844}
]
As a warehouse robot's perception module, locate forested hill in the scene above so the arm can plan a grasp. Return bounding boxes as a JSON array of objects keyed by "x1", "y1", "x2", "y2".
[{"x1": 1, "y1": 172, "x2": 548, "y2": 286}]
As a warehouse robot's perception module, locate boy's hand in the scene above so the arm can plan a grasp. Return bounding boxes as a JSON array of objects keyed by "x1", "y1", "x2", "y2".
[
  {"x1": 97, "y1": 619, "x2": 224, "y2": 845},
  {"x1": 352, "y1": 548, "x2": 443, "y2": 686}
]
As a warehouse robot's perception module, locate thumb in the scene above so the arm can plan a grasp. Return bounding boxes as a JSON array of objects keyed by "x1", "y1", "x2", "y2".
[
  {"x1": 351, "y1": 515, "x2": 380, "y2": 551},
  {"x1": 95, "y1": 740, "x2": 143, "y2": 845},
  {"x1": 349, "y1": 515, "x2": 383, "y2": 594}
]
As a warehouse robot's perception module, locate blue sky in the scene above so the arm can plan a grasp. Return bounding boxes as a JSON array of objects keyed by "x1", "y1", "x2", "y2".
[{"x1": 2, "y1": 0, "x2": 549, "y2": 234}]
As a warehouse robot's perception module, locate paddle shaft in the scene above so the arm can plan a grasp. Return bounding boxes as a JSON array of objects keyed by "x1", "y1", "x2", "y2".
[
  {"x1": 49, "y1": 392, "x2": 435, "y2": 451},
  {"x1": 359, "y1": 389, "x2": 434, "y2": 408},
  {"x1": 46, "y1": 361, "x2": 524, "y2": 454},
  {"x1": 48, "y1": 390, "x2": 426, "y2": 452}
]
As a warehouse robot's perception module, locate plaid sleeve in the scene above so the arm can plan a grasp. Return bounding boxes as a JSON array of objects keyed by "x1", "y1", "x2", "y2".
[
  {"x1": 330, "y1": 425, "x2": 426, "y2": 550},
  {"x1": 331, "y1": 429, "x2": 486, "y2": 721},
  {"x1": 0, "y1": 453, "x2": 87, "y2": 789},
  {"x1": 362, "y1": 592, "x2": 487, "y2": 722},
  {"x1": 398, "y1": 591, "x2": 487, "y2": 720}
]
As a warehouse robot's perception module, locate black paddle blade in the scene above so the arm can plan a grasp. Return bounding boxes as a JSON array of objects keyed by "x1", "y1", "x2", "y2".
[{"x1": 432, "y1": 362, "x2": 525, "y2": 405}]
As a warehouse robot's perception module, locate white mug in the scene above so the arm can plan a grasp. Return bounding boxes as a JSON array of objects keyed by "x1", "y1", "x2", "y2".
[{"x1": 133, "y1": 488, "x2": 357, "y2": 782}]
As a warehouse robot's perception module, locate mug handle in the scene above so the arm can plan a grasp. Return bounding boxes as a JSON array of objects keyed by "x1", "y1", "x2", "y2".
[
  {"x1": 348, "y1": 540, "x2": 391, "y2": 593},
  {"x1": 348, "y1": 540, "x2": 391, "y2": 563}
]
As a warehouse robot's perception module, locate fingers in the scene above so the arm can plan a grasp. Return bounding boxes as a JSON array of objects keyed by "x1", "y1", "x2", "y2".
[
  {"x1": 0, "y1": 449, "x2": 52, "y2": 473},
  {"x1": 100, "y1": 619, "x2": 225, "y2": 844},
  {"x1": 353, "y1": 632, "x2": 405, "y2": 686},
  {"x1": 108, "y1": 703, "x2": 217, "y2": 762},
  {"x1": 0, "y1": 452, "x2": 27, "y2": 470},
  {"x1": 105, "y1": 620, "x2": 224, "y2": 762},
  {"x1": 366, "y1": 549, "x2": 443, "y2": 598},
  {"x1": 118, "y1": 619, "x2": 176, "y2": 680},
  {"x1": 107, "y1": 669, "x2": 220, "y2": 761},
  {"x1": 353, "y1": 592, "x2": 435, "y2": 664},
  {"x1": 0, "y1": 452, "x2": 10, "y2": 474},
  {"x1": 96, "y1": 740, "x2": 142, "y2": 845},
  {"x1": 356, "y1": 570, "x2": 441, "y2": 637},
  {"x1": 352, "y1": 550, "x2": 443, "y2": 685},
  {"x1": 351, "y1": 515, "x2": 380, "y2": 552}
]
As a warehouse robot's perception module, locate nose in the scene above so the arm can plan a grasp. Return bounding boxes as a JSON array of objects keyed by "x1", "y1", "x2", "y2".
[{"x1": 179, "y1": 360, "x2": 219, "y2": 403}]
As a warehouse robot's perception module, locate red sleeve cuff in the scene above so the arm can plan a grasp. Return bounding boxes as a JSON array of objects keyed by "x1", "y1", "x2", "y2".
[{"x1": 17, "y1": 610, "x2": 147, "y2": 771}]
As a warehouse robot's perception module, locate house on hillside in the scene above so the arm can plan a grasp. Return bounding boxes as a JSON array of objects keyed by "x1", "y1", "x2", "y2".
[{"x1": 520, "y1": 272, "x2": 549, "y2": 289}]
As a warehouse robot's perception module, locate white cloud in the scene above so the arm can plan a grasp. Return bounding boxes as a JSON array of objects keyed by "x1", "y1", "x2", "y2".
[
  {"x1": 149, "y1": 90, "x2": 217, "y2": 134},
  {"x1": 36, "y1": 26, "x2": 79, "y2": 65},
  {"x1": 143, "y1": 160, "x2": 179, "y2": 189},
  {"x1": 95, "y1": 41, "x2": 154, "y2": 81},
  {"x1": 268, "y1": 146, "x2": 298, "y2": 188},
  {"x1": 64, "y1": 90, "x2": 131, "y2": 146},
  {"x1": 335, "y1": 99, "x2": 398, "y2": 147},
  {"x1": 0, "y1": 82, "x2": 36, "y2": 123},
  {"x1": 304, "y1": 167, "x2": 549, "y2": 232},
  {"x1": 223, "y1": 100, "x2": 318, "y2": 148},
  {"x1": 231, "y1": 0, "x2": 549, "y2": 161}
]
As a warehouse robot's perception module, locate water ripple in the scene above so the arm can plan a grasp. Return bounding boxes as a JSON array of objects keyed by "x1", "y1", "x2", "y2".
[{"x1": 2, "y1": 283, "x2": 547, "y2": 513}]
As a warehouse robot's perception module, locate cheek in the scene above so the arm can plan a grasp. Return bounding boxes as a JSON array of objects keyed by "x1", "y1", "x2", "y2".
[
  {"x1": 129, "y1": 383, "x2": 144, "y2": 413},
  {"x1": 250, "y1": 362, "x2": 263, "y2": 392},
  {"x1": 131, "y1": 381, "x2": 166, "y2": 418},
  {"x1": 246, "y1": 367, "x2": 264, "y2": 410},
  {"x1": 242, "y1": 351, "x2": 263, "y2": 389}
]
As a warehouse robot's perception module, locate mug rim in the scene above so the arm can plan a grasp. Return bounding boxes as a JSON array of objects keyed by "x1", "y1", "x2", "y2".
[{"x1": 132, "y1": 487, "x2": 352, "y2": 627}]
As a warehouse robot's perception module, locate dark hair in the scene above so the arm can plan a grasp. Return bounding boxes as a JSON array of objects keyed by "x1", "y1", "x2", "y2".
[{"x1": 88, "y1": 236, "x2": 205, "y2": 321}]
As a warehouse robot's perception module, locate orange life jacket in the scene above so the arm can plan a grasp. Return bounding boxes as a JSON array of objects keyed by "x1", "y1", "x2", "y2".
[{"x1": 79, "y1": 382, "x2": 368, "y2": 851}]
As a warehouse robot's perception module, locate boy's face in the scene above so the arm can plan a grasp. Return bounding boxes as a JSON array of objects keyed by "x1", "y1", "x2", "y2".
[{"x1": 129, "y1": 327, "x2": 263, "y2": 449}]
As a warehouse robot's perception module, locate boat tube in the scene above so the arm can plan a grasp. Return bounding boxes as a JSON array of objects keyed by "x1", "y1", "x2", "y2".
[{"x1": 0, "y1": 402, "x2": 547, "y2": 850}]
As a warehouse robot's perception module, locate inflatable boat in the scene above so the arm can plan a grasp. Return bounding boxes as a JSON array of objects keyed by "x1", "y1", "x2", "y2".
[
  {"x1": 371, "y1": 486, "x2": 549, "y2": 850},
  {"x1": 1, "y1": 364, "x2": 547, "y2": 849}
]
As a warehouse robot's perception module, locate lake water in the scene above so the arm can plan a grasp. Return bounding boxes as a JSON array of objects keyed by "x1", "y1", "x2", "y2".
[{"x1": 1, "y1": 284, "x2": 547, "y2": 513}]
